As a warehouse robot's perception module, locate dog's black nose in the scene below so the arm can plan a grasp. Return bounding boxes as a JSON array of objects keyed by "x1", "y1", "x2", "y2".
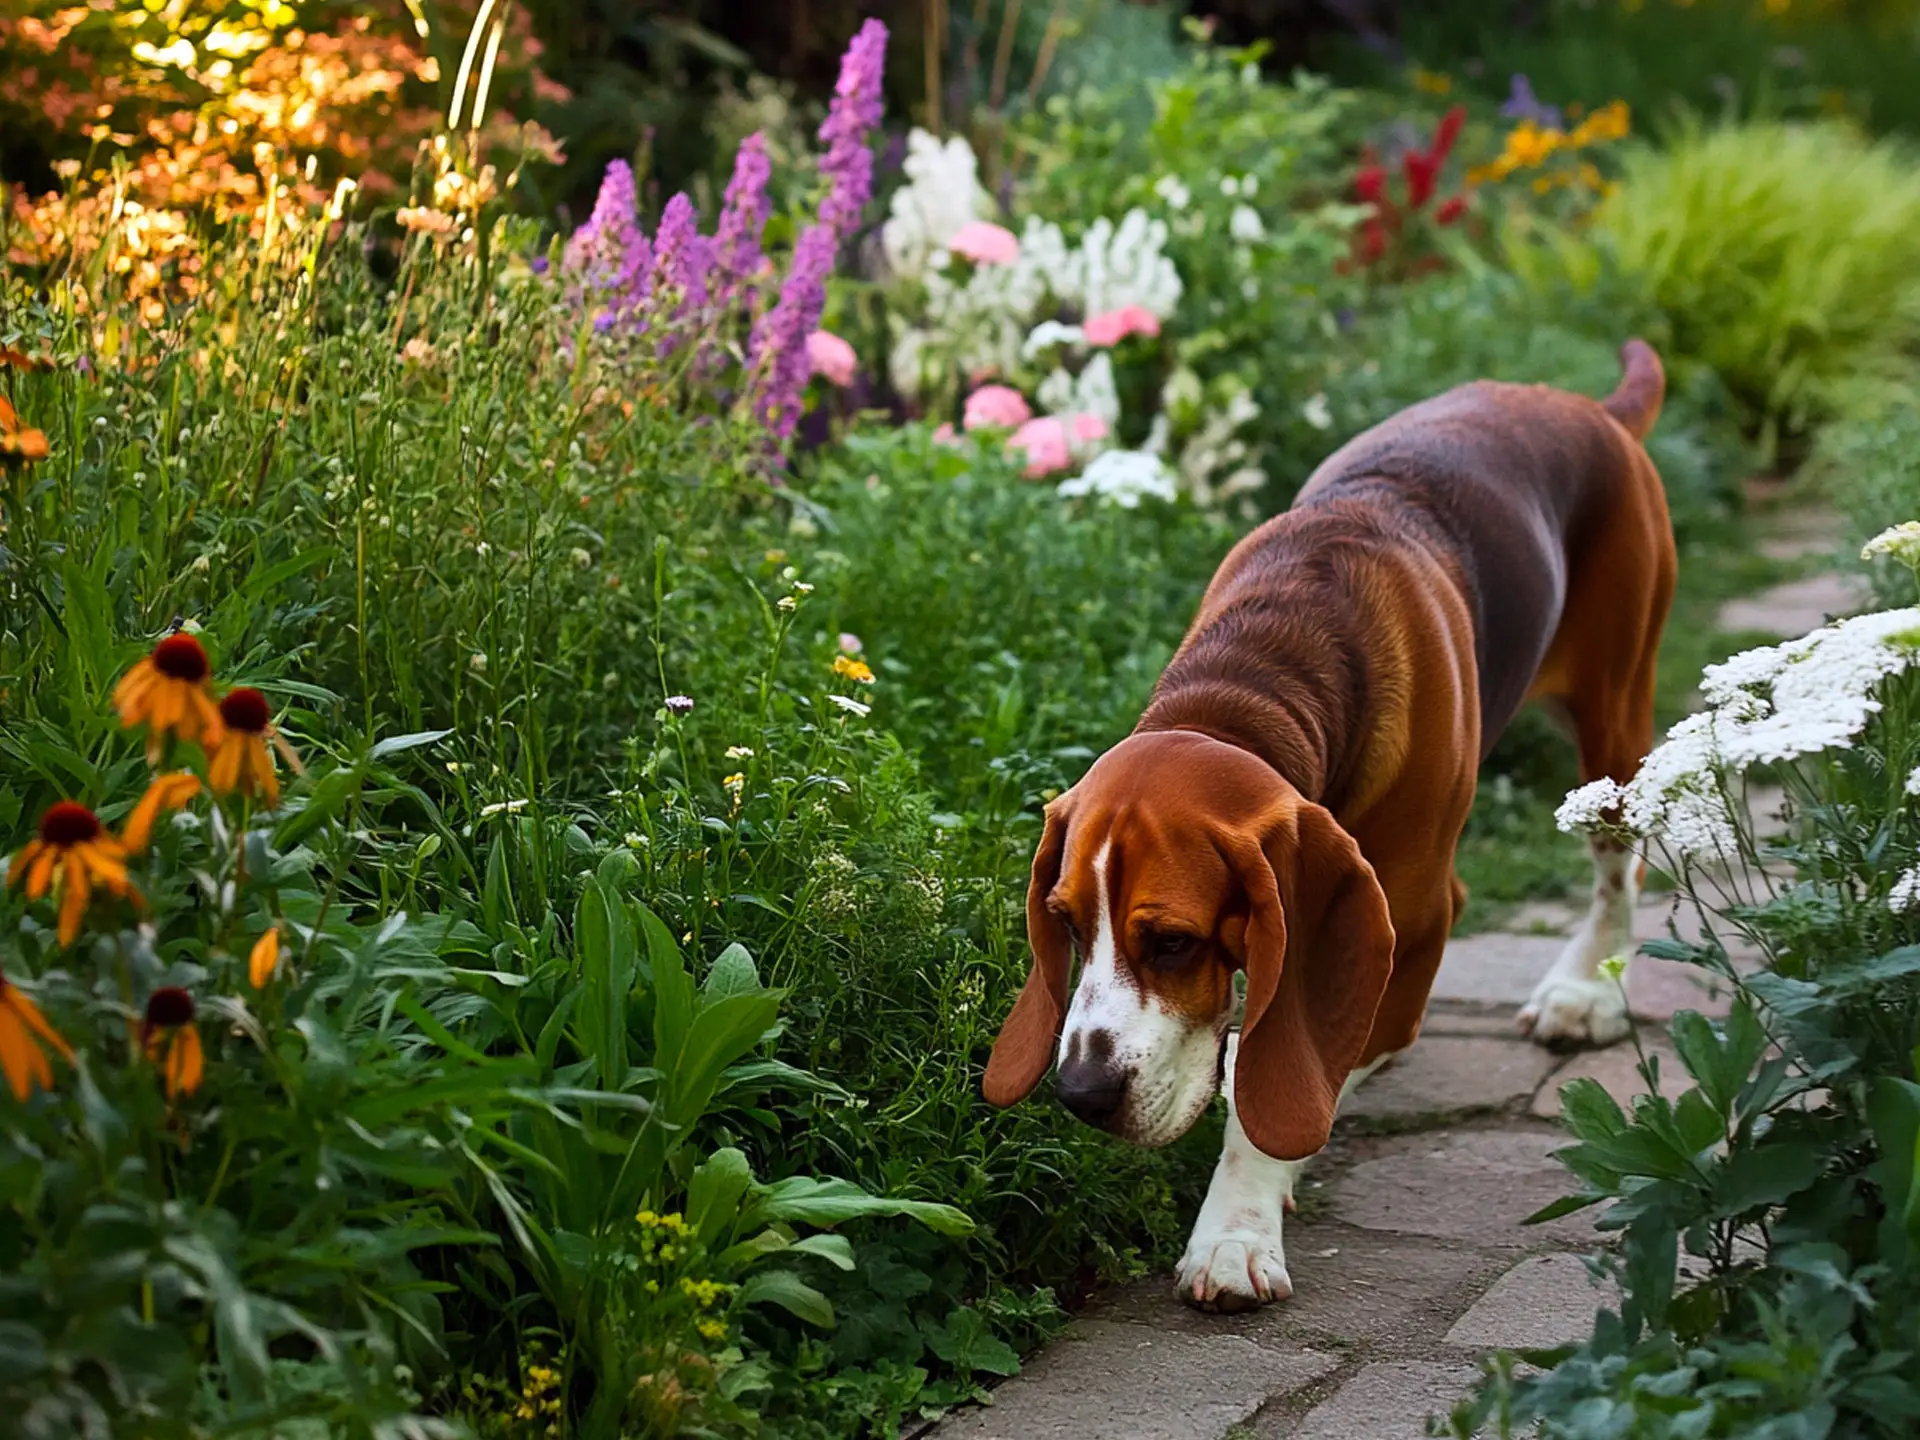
[{"x1": 1056, "y1": 1056, "x2": 1127, "y2": 1128}]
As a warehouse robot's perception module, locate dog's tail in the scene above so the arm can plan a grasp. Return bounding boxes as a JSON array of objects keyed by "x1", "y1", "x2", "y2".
[{"x1": 1602, "y1": 338, "x2": 1665, "y2": 441}]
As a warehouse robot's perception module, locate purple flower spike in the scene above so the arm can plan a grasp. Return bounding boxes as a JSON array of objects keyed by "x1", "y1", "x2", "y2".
[
  {"x1": 714, "y1": 132, "x2": 773, "y2": 296},
  {"x1": 816, "y1": 18, "x2": 888, "y2": 239},
  {"x1": 563, "y1": 159, "x2": 652, "y2": 323},
  {"x1": 748, "y1": 222, "x2": 836, "y2": 438}
]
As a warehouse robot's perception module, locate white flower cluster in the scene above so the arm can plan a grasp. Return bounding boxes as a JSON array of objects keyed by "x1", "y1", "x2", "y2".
[
  {"x1": 1556, "y1": 606, "x2": 1920, "y2": 861},
  {"x1": 881, "y1": 129, "x2": 993, "y2": 281},
  {"x1": 1057, "y1": 450, "x2": 1178, "y2": 509},
  {"x1": 1146, "y1": 380, "x2": 1264, "y2": 508},
  {"x1": 1890, "y1": 865, "x2": 1920, "y2": 913},
  {"x1": 1862, "y1": 520, "x2": 1920, "y2": 569},
  {"x1": 1037, "y1": 352, "x2": 1120, "y2": 427}
]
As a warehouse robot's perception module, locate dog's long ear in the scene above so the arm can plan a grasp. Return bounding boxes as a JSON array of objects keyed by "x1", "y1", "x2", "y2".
[
  {"x1": 983, "y1": 800, "x2": 1074, "y2": 1106},
  {"x1": 1228, "y1": 798, "x2": 1395, "y2": 1160}
]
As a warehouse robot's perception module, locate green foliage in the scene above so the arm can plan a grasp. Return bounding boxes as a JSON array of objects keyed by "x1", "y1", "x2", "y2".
[
  {"x1": 1817, "y1": 405, "x2": 1920, "y2": 606},
  {"x1": 1445, "y1": 655, "x2": 1920, "y2": 1437},
  {"x1": 1577, "y1": 121, "x2": 1920, "y2": 456}
]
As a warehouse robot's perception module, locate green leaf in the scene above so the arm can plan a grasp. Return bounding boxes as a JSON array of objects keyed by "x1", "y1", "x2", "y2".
[
  {"x1": 747, "y1": 1176, "x2": 975, "y2": 1237},
  {"x1": 575, "y1": 877, "x2": 634, "y2": 1090},
  {"x1": 1558, "y1": 1076, "x2": 1628, "y2": 1141},
  {"x1": 370, "y1": 728, "x2": 454, "y2": 760},
  {"x1": 787, "y1": 1233, "x2": 857, "y2": 1270},
  {"x1": 688, "y1": 1148, "x2": 755, "y2": 1248},
  {"x1": 921, "y1": 1307, "x2": 1021, "y2": 1377},
  {"x1": 641, "y1": 902, "x2": 694, "y2": 1068},
  {"x1": 704, "y1": 942, "x2": 761, "y2": 999},
  {"x1": 736, "y1": 1269, "x2": 836, "y2": 1328},
  {"x1": 1711, "y1": 1141, "x2": 1826, "y2": 1216}
]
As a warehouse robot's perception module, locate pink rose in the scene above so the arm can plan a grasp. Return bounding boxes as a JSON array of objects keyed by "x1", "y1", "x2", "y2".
[
  {"x1": 963, "y1": 384, "x2": 1034, "y2": 431},
  {"x1": 1008, "y1": 417, "x2": 1072, "y2": 478},
  {"x1": 931, "y1": 422, "x2": 962, "y2": 447},
  {"x1": 1082, "y1": 305, "x2": 1162, "y2": 347},
  {"x1": 1069, "y1": 412, "x2": 1109, "y2": 445},
  {"x1": 947, "y1": 220, "x2": 1021, "y2": 266},
  {"x1": 806, "y1": 329, "x2": 857, "y2": 387}
]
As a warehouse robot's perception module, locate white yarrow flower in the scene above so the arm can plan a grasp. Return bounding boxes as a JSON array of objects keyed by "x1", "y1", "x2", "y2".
[
  {"x1": 1862, "y1": 521, "x2": 1920, "y2": 567},
  {"x1": 1057, "y1": 450, "x2": 1178, "y2": 509},
  {"x1": 1301, "y1": 393, "x2": 1333, "y2": 431}
]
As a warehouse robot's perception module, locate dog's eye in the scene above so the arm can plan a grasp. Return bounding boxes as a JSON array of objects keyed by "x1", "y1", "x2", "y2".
[{"x1": 1143, "y1": 931, "x2": 1199, "y2": 970}]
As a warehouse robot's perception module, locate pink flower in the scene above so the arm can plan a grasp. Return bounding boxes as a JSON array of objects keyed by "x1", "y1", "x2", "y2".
[
  {"x1": 963, "y1": 384, "x2": 1033, "y2": 431},
  {"x1": 1083, "y1": 305, "x2": 1162, "y2": 347},
  {"x1": 1007, "y1": 417, "x2": 1072, "y2": 478},
  {"x1": 838, "y1": 632, "x2": 864, "y2": 654},
  {"x1": 806, "y1": 330, "x2": 858, "y2": 387},
  {"x1": 931, "y1": 421, "x2": 961, "y2": 446},
  {"x1": 1069, "y1": 412, "x2": 1109, "y2": 445},
  {"x1": 947, "y1": 220, "x2": 1021, "y2": 266}
]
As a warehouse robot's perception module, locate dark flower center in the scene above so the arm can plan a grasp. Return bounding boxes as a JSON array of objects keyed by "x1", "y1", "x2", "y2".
[
  {"x1": 144, "y1": 987, "x2": 196, "y2": 1028},
  {"x1": 40, "y1": 801, "x2": 102, "y2": 846},
  {"x1": 218, "y1": 688, "x2": 270, "y2": 734},
  {"x1": 152, "y1": 633, "x2": 211, "y2": 682}
]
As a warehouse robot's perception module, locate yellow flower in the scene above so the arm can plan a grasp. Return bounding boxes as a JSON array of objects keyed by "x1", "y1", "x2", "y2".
[
  {"x1": 1502, "y1": 120, "x2": 1562, "y2": 170},
  {"x1": 1410, "y1": 68, "x2": 1452, "y2": 96},
  {"x1": 0, "y1": 968, "x2": 73, "y2": 1101},
  {"x1": 697, "y1": 1319, "x2": 728, "y2": 1342},
  {"x1": 832, "y1": 655, "x2": 875, "y2": 685},
  {"x1": 249, "y1": 926, "x2": 280, "y2": 988},
  {"x1": 208, "y1": 687, "x2": 298, "y2": 808},
  {"x1": 1569, "y1": 100, "x2": 1631, "y2": 147},
  {"x1": 9, "y1": 801, "x2": 136, "y2": 946},
  {"x1": 121, "y1": 772, "x2": 200, "y2": 851},
  {"x1": 140, "y1": 987, "x2": 204, "y2": 1100},
  {"x1": 114, "y1": 632, "x2": 226, "y2": 762}
]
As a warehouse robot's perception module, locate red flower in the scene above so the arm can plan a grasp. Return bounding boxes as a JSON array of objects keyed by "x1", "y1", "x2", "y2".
[
  {"x1": 1356, "y1": 219, "x2": 1390, "y2": 264},
  {"x1": 1435, "y1": 194, "x2": 1468, "y2": 226},
  {"x1": 1429, "y1": 105, "x2": 1466, "y2": 168},
  {"x1": 1354, "y1": 164, "x2": 1388, "y2": 204},
  {"x1": 1403, "y1": 151, "x2": 1437, "y2": 209}
]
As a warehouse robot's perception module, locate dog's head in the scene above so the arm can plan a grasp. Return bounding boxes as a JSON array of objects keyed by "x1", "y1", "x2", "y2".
[{"x1": 982, "y1": 730, "x2": 1395, "y2": 1160}]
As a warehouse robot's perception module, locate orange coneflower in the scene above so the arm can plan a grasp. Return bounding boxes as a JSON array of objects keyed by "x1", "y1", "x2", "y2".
[
  {"x1": 0, "y1": 394, "x2": 48, "y2": 466},
  {"x1": 121, "y1": 771, "x2": 201, "y2": 851},
  {"x1": 141, "y1": 987, "x2": 203, "y2": 1100},
  {"x1": 248, "y1": 926, "x2": 279, "y2": 989},
  {"x1": 208, "y1": 688, "x2": 300, "y2": 808},
  {"x1": 9, "y1": 801, "x2": 136, "y2": 946},
  {"x1": 114, "y1": 633, "x2": 226, "y2": 762},
  {"x1": 0, "y1": 968, "x2": 72, "y2": 1102}
]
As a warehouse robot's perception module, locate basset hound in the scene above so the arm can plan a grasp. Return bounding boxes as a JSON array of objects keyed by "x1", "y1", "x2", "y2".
[{"x1": 982, "y1": 342, "x2": 1675, "y2": 1310}]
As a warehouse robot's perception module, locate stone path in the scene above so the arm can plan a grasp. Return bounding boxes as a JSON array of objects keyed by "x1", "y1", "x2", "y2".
[{"x1": 923, "y1": 505, "x2": 1847, "y2": 1439}]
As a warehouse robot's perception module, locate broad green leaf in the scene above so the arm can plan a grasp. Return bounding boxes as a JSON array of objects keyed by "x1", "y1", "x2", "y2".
[
  {"x1": 921, "y1": 1306, "x2": 1021, "y2": 1377},
  {"x1": 688, "y1": 1147, "x2": 756, "y2": 1247},
  {"x1": 704, "y1": 942, "x2": 761, "y2": 999},
  {"x1": 736, "y1": 1269, "x2": 836, "y2": 1328},
  {"x1": 1710, "y1": 1141, "x2": 1826, "y2": 1216},
  {"x1": 1558, "y1": 1077, "x2": 1628, "y2": 1141},
  {"x1": 747, "y1": 1175, "x2": 975, "y2": 1237},
  {"x1": 787, "y1": 1233, "x2": 856, "y2": 1270},
  {"x1": 370, "y1": 728, "x2": 455, "y2": 760},
  {"x1": 641, "y1": 902, "x2": 694, "y2": 1067}
]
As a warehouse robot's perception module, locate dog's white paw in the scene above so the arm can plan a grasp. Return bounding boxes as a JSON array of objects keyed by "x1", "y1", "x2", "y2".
[
  {"x1": 1175, "y1": 1227, "x2": 1293, "y2": 1312},
  {"x1": 1518, "y1": 972, "x2": 1631, "y2": 1050}
]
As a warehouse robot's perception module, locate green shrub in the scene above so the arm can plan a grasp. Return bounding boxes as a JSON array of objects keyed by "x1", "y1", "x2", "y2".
[
  {"x1": 1816, "y1": 405, "x2": 1920, "y2": 607},
  {"x1": 1583, "y1": 120, "x2": 1920, "y2": 455},
  {"x1": 1448, "y1": 553, "x2": 1920, "y2": 1437}
]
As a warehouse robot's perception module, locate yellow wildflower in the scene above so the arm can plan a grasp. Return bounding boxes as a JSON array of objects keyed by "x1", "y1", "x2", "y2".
[
  {"x1": 832, "y1": 655, "x2": 875, "y2": 685},
  {"x1": 1411, "y1": 68, "x2": 1452, "y2": 96}
]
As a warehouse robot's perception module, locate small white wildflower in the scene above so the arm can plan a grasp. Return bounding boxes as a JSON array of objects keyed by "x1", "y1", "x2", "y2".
[
  {"x1": 476, "y1": 541, "x2": 491, "y2": 557},
  {"x1": 480, "y1": 798, "x2": 529, "y2": 817},
  {"x1": 1242, "y1": 173, "x2": 1260, "y2": 197},
  {"x1": 191, "y1": 554, "x2": 211, "y2": 573},
  {"x1": 1022, "y1": 320, "x2": 1086, "y2": 359},
  {"x1": 1229, "y1": 204, "x2": 1265, "y2": 242},
  {"x1": 1301, "y1": 393, "x2": 1333, "y2": 431},
  {"x1": 570, "y1": 547, "x2": 593, "y2": 569},
  {"x1": 1555, "y1": 778, "x2": 1626, "y2": 833},
  {"x1": 1891, "y1": 864, "x2": 1920, "y2": 912},
  {"x1": 1220, "y1": 175, "x2": 1242, "y2": 197},
  {"x1": 1057, "y1": 450, "x2": 1178, "y2": 509},
  {"x1": 664, "y1": 694, "x2": 695, "y2": 715},
  {"x1": 624, "y1": 831, "x2": 647, "y2": 848},
  {"x1": 793, "y1": 581, "x2": 814, "y2": 595},
  {"x1": 1862, "y1": 521, "x2": 1920, "y2": 567},
  {"x1": 1906, "y1": 765, "x2": 1920, "y2": 797},
  {"x1": 725, "y1": 745, "x2": 755, "y2": 760},
  {"x1": 826, "y1": 694, "x2": 872, "y2": 716},
  {"x1": 776, "y1": 595, "x2": 797, "y2": 613},
  {"x1": 469, "y1": 652, "x2": 488, "y2": 673},
  {"x1": 1153, "y1": 175, "x2": 1191, "y2": 210}
]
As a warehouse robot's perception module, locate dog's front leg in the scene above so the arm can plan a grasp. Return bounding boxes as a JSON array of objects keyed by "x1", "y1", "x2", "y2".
[{"x1": 1175, "y1": 1032, "x2": 1300, "y2": 1311}]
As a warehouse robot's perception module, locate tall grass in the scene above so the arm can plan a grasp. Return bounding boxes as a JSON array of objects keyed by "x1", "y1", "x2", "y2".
[{"x1": 1589, "y1": 120, "x2": 1920, "y2": 456}]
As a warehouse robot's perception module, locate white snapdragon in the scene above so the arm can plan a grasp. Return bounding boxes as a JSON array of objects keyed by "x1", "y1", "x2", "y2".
[
  {"x1": 882, "y1": 129, "x2": 991, "y2": 280},
  {"x1": 1022, "y1": 320, "x2": 1086, "y2": 360},
  {"x1": 1057, "y1": 210, "x2": 1184, "y2": 320},
  {"x1": 1037, "y1": 352, "x2": 1120, "y2": 427},
  {"x1": 1058, "y1": 450, "x2": 1178, "y2": 509}
]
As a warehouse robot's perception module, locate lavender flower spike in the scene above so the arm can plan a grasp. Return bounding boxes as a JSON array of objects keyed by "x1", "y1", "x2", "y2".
[
  {"x1": 749, "y1": 222, "x2": 836, "y2": 438},
  {"x1": 714, "y1": 131, "x2": 773, "y2": 295},
  {"x1": 816, "y1": 18, "x2": 888, "y2": 239},
  {"x1": 562, "y1": 159, "x2": 650, "y2": 318}
]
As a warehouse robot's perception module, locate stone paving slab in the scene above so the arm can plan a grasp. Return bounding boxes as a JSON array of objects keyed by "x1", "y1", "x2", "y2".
[
  {"x1": 1268, "y1": 1360, "x2": 1483, "y2": 1440},
  {"x1": 1532, "y1": 1037, "x2": 1684, "y2": 1120},
  {"x1": 1430, "y1": 932, "x2": 1562, "y2": 1005},
  {"x1": 1444, "y1": 1254, "x2": 1619, "y2": 1349},
  {"x1": 1091, "y1": 1224, "x2": 1512, "y2": 1356},
  {"x1": 1716, "y1": 571, "x2": 1867, "y2": 637},
  {"x1": 1342, "y1": 1035, "x2": 1560, "y2": 1127},
  {"x1": 928, "y1": 1323, "x2": 1337, "y2": 1440},
  {"x1": 1330, "y1": 1127, "x2": 1594, "y2": 1248}
]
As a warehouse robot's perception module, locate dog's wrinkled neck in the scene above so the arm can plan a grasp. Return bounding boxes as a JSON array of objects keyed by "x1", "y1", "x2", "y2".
[{"x1": 1135, "y1": 685, "x2": 1337, "y2": 807}]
